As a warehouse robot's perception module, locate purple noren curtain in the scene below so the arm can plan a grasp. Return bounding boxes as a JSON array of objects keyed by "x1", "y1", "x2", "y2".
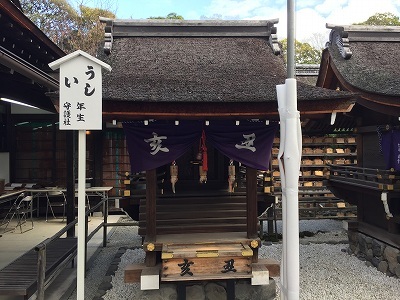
[
  {"x1": 123, "y1": 120, "x2": 278, "y2": 173},
  {"x1": 123, "y1": 120, "x2": 202, "y2": 173},
  {"x1": 205, "y1": 120, "x2": 278, "y2": 170},
  {"x1": 381, "y1": 130, "x2": 400, "y2": 171}
]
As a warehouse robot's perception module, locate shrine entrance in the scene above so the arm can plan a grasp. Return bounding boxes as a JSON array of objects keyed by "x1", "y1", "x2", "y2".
[{"x1": 122, "y1": 119, "x2": 277, "y2": 285}]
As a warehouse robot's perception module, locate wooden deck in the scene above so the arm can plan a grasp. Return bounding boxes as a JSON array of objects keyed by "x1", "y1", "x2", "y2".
[{"x1": 0, "y1": 237, "x2": 77, "y2": 299}]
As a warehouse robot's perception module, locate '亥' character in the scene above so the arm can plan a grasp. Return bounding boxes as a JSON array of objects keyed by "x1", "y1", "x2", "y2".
[{"x1": 144, "y1": 132, "x2": 169, "y2": 155}]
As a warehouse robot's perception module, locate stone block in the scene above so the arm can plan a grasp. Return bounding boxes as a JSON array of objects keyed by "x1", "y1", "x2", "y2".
[
  {"x1": 204, "y1": 282, "x2": 226, "y2": 300},
  {"x1": 251, "y1": 264, "x2": 270, "y2": 285},
  {"x1": 140, "y1": 267, "x2": 160, "y2": 290},
  {"x1": 372, "y1": 239, "x2": 385, "y2": 257},
  {"x1": 378, "y1": 261, "x2": 388, "y2": 274}
]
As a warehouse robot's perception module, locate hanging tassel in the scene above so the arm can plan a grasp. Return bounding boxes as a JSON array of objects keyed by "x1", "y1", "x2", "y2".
[
  {"x1": 199, "y1": 130, "x2": 208, "y2": 183},
  {"x1": 228, "y1": 160, "x2": 236, "y2": 193},
  {"x1": 170, "y1": 161, "x2": 178, "y2": 193}
]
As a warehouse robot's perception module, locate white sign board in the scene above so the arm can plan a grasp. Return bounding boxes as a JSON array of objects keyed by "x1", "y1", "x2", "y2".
[
  {"x1": 49, "y1": 50, "x2": 111, "y2": 130},
  {"x1": 59, "y1": 56, "x2": 102, "y2": 130}
]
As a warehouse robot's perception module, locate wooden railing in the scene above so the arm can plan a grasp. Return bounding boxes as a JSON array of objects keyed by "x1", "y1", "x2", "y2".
[{"x1": 328, "y1": 165, "x2": 400, "y2": 191}]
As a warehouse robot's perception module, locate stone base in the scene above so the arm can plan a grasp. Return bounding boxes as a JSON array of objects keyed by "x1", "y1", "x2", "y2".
[
  {"x1": 139, "y1": 279, "x2": 276, "y2": 300},
  {"x1": 348, "y1": 230, "x2": 400, "y2": 278}
]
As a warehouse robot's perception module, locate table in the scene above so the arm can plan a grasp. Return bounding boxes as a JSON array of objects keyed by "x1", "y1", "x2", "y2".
[{"x1": 1, "y1": 187, "x2": 113, "y2": 218}]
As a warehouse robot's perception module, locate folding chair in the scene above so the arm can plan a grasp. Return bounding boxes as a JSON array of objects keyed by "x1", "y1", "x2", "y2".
[
  {"x1": 45, "y1": 189, "x2": 67, "y2": 221},
  {"x1": 1, "y1": 193, "x2": 25, "y2": 233},
  {"x1": 15, "y1": 195, "x2": 35, "y2": 233},
  {"x1": 75, "y1": 192, "x2": 91, "y2": 221},
  {"x1": 1, "y1": 194, "x2": 35, "y2": 233}
]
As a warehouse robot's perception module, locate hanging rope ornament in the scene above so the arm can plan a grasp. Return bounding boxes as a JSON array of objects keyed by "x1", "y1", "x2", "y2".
[
  {"x1": 228, "y1": 159, "x2": 236, "y2": 193},
  {"x1": 199, "y1": 130, "x2": 208, "y2": 183},
  {"x1": 170, "y1": 161, "x2": 178, "y2": 193}
]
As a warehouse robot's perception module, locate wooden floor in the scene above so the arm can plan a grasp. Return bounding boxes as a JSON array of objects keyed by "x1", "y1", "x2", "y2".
[{"x1": 0, "y1": 237, "x2": 77, "y2": 298}]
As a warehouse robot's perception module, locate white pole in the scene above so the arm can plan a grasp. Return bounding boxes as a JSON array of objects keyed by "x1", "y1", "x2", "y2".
[
  {"x1": 77, "y1": 130, "x2": 86, "y2": 299},
  {"x1": 284, "y1": 78, "x2": 301, "y2": 300},
  {"x1": 276, "y1": 83, "x2": 288, "y2": 300}
]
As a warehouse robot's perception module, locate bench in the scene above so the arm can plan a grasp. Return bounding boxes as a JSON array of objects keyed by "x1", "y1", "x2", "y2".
[{"x1": 0, "y1": 237, "x2": 77, "y2": 299}]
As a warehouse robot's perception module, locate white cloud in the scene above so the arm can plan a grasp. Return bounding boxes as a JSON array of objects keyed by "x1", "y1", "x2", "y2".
[{"x1": 201, "y1": 0, "x2": 400, "y2": 43}]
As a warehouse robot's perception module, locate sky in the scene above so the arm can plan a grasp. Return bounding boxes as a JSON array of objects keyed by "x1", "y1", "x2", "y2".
[{"x1": 80, "y1": 0, "x2": 400, "y2": 46}]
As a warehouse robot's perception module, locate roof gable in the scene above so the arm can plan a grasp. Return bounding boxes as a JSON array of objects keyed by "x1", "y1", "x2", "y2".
[{"x1": 323, "y1": 24, "x2": 400, "y2": 96}]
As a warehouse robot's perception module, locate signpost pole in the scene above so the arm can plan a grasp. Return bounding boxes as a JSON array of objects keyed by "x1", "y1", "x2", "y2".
[
  {"x1": 48, "y1": 50, "x2": 111, "y2": 300},
  {"x1": 77, "y1": 129, "x2": 86, "y2": 299}
]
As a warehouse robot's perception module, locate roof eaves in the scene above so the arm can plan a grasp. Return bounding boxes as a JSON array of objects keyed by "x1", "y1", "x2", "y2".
[{"x1": 101, "y1": 19, "x2": 281, "y2": 56}]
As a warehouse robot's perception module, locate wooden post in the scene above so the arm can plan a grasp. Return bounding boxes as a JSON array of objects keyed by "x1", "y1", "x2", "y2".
[
  {"x1": 36, "y1": 243, "x2": 46, "y2": 300},
  {"x1": 246, "y1": 167, "x2": 258, "y2": 239},
  {"x1": 145, "y1": 169, "x2": 157, "y2": 266}
]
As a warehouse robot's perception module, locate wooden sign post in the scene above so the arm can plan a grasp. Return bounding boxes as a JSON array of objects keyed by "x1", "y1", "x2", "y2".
[{"x1": 49, "y1": 50, "x2": 111, "y2": 299}]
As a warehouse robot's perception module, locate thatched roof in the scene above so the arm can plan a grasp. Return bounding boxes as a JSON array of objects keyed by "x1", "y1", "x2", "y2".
[
  {"x1": 98, "y1": 19, "x2": 355, "y2": 120},
  {"x1": 324, "y1": 24, "x2": 400, "y2": 96},
  {"x1": 317, "y1": 24, "x2": 400, "y2": 116}
]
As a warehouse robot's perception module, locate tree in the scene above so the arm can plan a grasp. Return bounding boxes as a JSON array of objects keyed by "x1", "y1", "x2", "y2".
[
  {"x1": 20, "y1": 0, "x2": 78, "y2": 51},
  {"x1": 65, "y1": 5, "x2": 115, "y2": 55},
  {"x1": 20, "y1": 0, "x2": 115, "y2": 55},
  {"x1": 148, "y1": 12, "x2": 184, "y2": 20},
  {"x1": 355, "y1": 12, "x2": 400, "y2": 26},
  {"x1": 280, "y1": 39, "x2": 321, "y2": 65}
]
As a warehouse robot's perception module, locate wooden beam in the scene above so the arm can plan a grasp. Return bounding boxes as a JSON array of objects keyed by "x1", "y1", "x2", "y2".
[{"x1": 246, "y1": 167, "x2": 258, "y2": 239}]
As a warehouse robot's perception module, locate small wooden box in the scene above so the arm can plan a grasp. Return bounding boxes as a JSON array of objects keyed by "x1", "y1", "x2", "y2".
[
  {"x1": 324, "y1": 137, "x2": 334, "y2": 143},
  {"x1": 303, "y1": 136, "x2": 313, "y2": 144},
  {"x1": 334, "y1": 158, "x2": 345, "y2": 164},
  {"x1": 313, "y1": 148, "x2": 324, "y2": 154},
  {"x1": 302, "y1": 159, "x2": 313, "y2": 165},
  {"x1": 313, "y1": 158, "x2": 324, "y2": 165},
  {"x1": 314, "y1": 170, "x2": 324, "y2": 176},
  {"x1": 347, "y1": 137, "x2": 356, "y2": 143},
  {"x1": 336, "y1": 137, "x2": 345, "y2": 143},
  {"x1": 313, "y1": 137, "x2": 324, "y2": 143},
  {"x1": 303, "y1": 147, "x2": 313, "y2": 154}
]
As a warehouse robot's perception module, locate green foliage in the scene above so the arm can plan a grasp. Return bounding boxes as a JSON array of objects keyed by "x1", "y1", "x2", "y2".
[
  {"x1": 148, "y1": 12, "x2": 184, "y2": 20},
  {"x1": 280, "y1": 39, "x2": 322, "y2": 65},
  {"x1": 20, "y1": 0, "x2": 115, "y2": 55},
  {"x1": 355, "y1": 12, "x2": 400, "y2": 26}
]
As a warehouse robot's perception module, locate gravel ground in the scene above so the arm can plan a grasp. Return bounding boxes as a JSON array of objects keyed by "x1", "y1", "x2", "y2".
[{"x1": 66, "y1": 218, "x2": 400, "y2": 300}]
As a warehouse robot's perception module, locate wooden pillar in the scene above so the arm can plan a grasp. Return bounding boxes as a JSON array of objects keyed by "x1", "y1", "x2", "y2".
[
  {"x1": 93, "y1": 130, "x2": 103, "y2": 187},
  {"x1": 145, "y1": 169, "x2": 157, "y2": 266},
  {"x1": 246, "y1": 167, "x2": 258, "y2": 239}
]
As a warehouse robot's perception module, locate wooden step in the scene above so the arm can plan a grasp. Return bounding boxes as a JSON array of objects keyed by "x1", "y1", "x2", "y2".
[
  {"x1": 138, "y1": 223, "x2": 247, "y2": 235},
  {"x1": 139, "y1": 216, "x2": 247, "y2": 227}
]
